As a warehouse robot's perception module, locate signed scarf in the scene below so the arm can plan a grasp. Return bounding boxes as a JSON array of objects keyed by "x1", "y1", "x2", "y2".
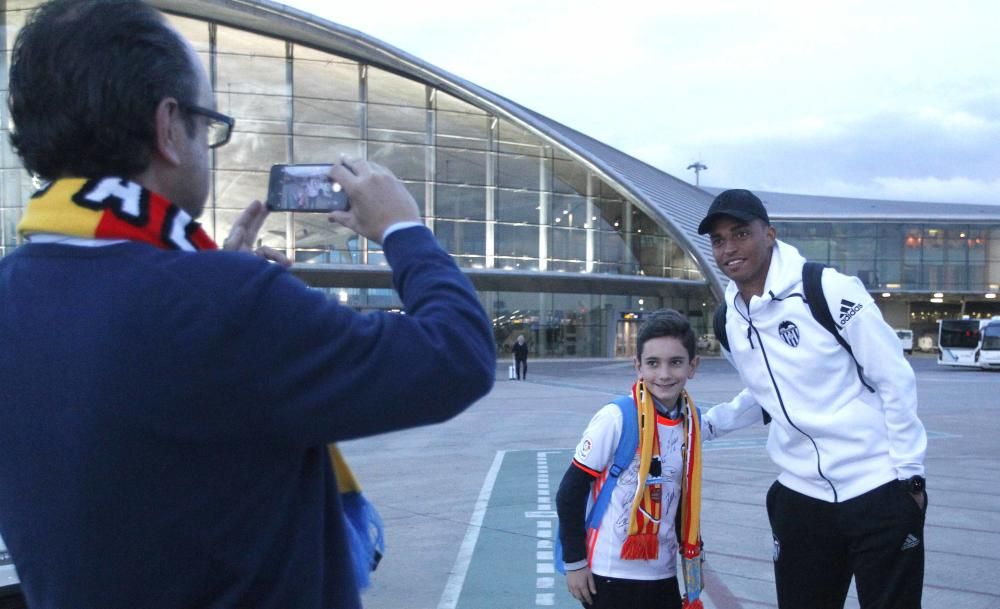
[{"x1": 621, "y1": 381, "x2": 702, "y2": 565}]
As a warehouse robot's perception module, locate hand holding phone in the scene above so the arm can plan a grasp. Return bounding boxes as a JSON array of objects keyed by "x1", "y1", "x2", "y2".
[
  {"x1": 266, "y1": 164, "x2": 349, "y2": 213},
  {"x1": 327, "y1": 159, "x2": 421, "y2": 245}
]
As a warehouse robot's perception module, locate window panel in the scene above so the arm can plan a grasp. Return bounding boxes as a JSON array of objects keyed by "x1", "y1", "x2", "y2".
[
  {"x1": 496, "y1": 189, "x2": 540, "y2": 224},
  {"x1": 594, "y1": 198, "x2": 624, "y2": 232},
  {"x1": 434, "y1": 220, "x2": 485, "y2": 257},
  {"x1": 165, "y1": 15, "x2": 209, "y2": 53},
  {"x1": 497, "y1": 153, "x2": 540, "y2": 190},
  {"x1": 368, "y1": 103, "x2": 426, "y2": 144},
  {"x1": 217, "y1": 55, "x2": 287, "y2": 97},
  {"x1": 436, "y1": 148, "x2": 487, "y2": 186},
  {"x1": 553, "y1": 158, "x2": 588, "y2": 195},
  {"x1": 367, "y1": 67, "x2": 425, "y2": 107},
  {"x1": 215, "y1": 132, "x2": 288, "y2": 171},
  {"x1": 293, "y1": 52, "x2": 359, "y2": 102},
  {"x1": 550, "y1": 227, "x2": 586, "y2": 262},
  {"x1": 551, "y1": 194, "x2": 586, "y2": 229},
  {"x1": 496, "y1": 224, "x2": 539, "y2": 259},
  {"x1": 290, "y1": 137, "x2": 362, "y2": 164},
  {"x1": 213, "y1": 170, "x2": 269, "y2": 212},
  {"x1": 368, "y1": 142, "x2": 425, "y2": 182},
  {"x1": 498, "y1": 119, "x2": 543, "y2": 156},
  {"x1": 216, "y1": 25, "x2": 285, "y2": 57},
  {"x1": 436, "y1": 108, "x2": 488, "y2": 151},
  {"x1": 435, "y1": 185, "x2": 486, "y2": 221}
]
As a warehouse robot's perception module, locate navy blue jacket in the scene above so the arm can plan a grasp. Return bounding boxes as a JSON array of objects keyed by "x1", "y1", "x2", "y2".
[{"x1": 0, "y1": 226, "x2": 494, "y2": 608}]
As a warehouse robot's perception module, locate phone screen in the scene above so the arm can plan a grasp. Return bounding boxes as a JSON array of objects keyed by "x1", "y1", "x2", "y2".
[{"x1": 266, "y1": 164, "x2": 349, "y2": 212}]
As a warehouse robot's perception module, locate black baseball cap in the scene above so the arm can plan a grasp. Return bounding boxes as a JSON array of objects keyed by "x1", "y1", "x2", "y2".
[{"x1": 697, "y1": 189, "x2": 770, "y2": 234}]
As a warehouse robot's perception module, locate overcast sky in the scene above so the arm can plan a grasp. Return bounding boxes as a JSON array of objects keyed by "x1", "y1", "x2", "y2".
[{"x1": 283, "y1": 0, "x2": 1000, "y2": 205}]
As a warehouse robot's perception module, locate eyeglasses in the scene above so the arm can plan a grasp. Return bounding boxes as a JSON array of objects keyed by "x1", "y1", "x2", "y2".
[{"x1": 180, "y1": 103, "x2": 235, "y2": 149}]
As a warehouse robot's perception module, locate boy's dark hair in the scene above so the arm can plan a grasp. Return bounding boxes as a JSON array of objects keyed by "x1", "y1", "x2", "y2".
[
  {"x1": 8, "y1": 0, "x2": 200, "y2": 181},
  {"x1": 636, "y1": 309, "x2": 696, "y2": 360}
]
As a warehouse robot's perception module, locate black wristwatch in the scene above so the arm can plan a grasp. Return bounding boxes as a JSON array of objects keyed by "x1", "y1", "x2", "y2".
[{"x1": 903, "y1": 475, "x2": 926, "y2": 494}]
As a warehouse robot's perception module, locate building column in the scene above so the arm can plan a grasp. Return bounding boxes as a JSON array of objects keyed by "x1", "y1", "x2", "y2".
[
  {"x1": 284, "y1": 41, "x2": 295, "y2": 260},
  {"x1": 486, "y1": 116, "x2": 497, "y2": 269},
  {"x1": 586, "y1": 174, "x2": 597, "y2": 273},
  {"x1": 538, "y1": 149, "x2": 551, "y2": 271},
  {"x1": 358, "y1": 64, "x2": 369, "y2": 264},
  {"x1": 424, "y1": 86, "x2": 436, "y2": 233}
]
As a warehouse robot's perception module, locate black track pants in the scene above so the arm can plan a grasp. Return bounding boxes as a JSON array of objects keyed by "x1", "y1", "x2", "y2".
[
  {"x1": 581, "y1": 575, "x2": 682, "y2": 609},
  {"x1": 766, "y1": 480, "x2": 926, "y2": 609}
]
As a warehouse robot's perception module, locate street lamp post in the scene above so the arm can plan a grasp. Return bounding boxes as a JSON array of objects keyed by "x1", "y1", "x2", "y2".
[{"x1": 686, "y1": 161, "x2": 707, "y2": 186}]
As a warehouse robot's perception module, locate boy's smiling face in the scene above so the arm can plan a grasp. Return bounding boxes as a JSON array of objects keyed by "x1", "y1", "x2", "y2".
[{"x1": 634, "y1": 336, "x2": 699, "y2": 407}]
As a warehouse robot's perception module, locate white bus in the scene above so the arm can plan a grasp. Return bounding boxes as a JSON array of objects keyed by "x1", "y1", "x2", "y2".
[{"x1": 937, "y1": 317, "x2": 1000, "y2": 370}]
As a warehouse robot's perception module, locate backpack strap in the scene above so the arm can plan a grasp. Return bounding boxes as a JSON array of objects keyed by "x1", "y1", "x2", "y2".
[
  {"x1": 713, "y1": 303, "x2": 729, "y2": 353},
  {"x1": 556, "y1": 395, "x2": 639, "y2": 574},
  {"x1": 801, "y1": 262, "x2": 874, "y2": 392},
  {"x1": 802, "y1": 262, "x2": 852, "y2": 355},
  {"x1": 584, "y1": 395, "x2": 638, "y2": 530}
]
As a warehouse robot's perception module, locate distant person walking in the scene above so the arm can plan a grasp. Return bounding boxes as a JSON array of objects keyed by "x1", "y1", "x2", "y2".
[{"x1": 512, "y1": 334, "x2": 529, "y2": 380}]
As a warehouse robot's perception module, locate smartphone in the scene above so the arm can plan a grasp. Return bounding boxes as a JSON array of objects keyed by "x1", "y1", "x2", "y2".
[{"x1": 266, "y1": 164, "x2": 349, "y2": 212}]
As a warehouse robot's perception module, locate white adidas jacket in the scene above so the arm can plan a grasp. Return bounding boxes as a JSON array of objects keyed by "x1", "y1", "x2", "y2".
[{"x1": 703, "y1": 240, "x2": 927, "y2": 502}]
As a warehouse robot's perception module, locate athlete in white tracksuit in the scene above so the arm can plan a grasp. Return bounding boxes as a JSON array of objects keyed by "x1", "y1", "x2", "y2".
[{"x1": 699, "y1": 189, "x2": 927, "y2": 609}]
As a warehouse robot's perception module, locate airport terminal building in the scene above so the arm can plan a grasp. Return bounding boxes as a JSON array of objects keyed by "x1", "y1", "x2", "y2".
[{"x1": 2, "y1": 0, "x2": 999, "y2": 358}]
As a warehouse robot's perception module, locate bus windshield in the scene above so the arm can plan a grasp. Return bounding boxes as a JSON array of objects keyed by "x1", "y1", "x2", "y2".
[
  {"x1": 982, "y1": 323, "x2": 1000, "y2": 351},
  {"x1": 940, "y1": 320, "x2": 982, "y2": 349}
]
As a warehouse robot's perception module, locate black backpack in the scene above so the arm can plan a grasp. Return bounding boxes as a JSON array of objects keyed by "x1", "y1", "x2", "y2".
[{"x1": 712, "y1": 262, "x2": 870, "y2": 424}]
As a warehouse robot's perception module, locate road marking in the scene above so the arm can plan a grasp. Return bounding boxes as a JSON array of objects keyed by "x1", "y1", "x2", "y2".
[
  {"x1": 535, "y1": 451, "x2": 557, "y2": 607},
  {"x1": 437, "y1": 450, "x2": 507, "y2": 609}
]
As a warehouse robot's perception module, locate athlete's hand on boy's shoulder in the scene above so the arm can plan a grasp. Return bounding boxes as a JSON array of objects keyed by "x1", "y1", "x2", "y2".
[{"x1": 566, "y1": 566, "x2": 597, "y2": 605}]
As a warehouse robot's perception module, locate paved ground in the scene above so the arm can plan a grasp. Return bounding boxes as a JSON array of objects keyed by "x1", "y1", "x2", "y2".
[{"x1": 340, "y1": 354, "x2": 1000, "y2": 609}]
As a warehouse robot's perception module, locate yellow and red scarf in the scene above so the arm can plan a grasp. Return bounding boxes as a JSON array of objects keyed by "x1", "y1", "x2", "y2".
[
  {"x1": 620, "y1": 381, "x2": 702, "y2": 562},
  {"x1": 18, "y1": 177, "x2": 217, "y2": 251}
]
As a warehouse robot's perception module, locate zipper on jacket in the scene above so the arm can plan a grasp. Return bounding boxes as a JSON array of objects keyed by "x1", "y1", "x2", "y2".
[{"x1": 748, "y1": 319, "x2": 839, "y2": 503}]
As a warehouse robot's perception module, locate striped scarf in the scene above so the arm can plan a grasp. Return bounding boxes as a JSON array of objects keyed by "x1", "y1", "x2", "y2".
[
  {"x1": 621, "y1": 381, "x2": 702, "y2": 563},
  {"x1": 18, "y1": 177, "x2": 217, "y2": 251},
  {"x1": 19, "y1": 176, "x2": 384, "y2": 588}
]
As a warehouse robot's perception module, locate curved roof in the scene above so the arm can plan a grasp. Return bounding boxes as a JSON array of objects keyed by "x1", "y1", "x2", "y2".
[
  {"x1": 702, "y1": 187, "x2": 1000, "y2": 222},
  {"x1": 152, "y1": 0, "x2": 727, "y2": 298}
]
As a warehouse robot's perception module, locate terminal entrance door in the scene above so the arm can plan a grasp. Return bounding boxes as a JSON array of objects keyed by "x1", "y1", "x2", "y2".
[{"x1": 615, "y1": 317, "x2": 640, "y2": 358}]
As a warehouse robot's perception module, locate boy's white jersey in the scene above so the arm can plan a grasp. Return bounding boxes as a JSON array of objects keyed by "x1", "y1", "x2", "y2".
[{"x1": 572, "y1": 403, "x2": 685, "y2": 580}]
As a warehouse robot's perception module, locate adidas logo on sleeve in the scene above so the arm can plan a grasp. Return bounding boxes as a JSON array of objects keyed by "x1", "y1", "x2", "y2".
[
  {"x1": 839, "y1": 299, "x2": 863, "y2": 324},
  {"x1": 901, "y1": 533, "x2": 921, "y2": 551}
]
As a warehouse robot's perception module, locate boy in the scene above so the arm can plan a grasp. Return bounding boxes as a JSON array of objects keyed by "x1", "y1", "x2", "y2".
[{"x1": 556, "y1": 309, "x2": 704, "y2": 609}]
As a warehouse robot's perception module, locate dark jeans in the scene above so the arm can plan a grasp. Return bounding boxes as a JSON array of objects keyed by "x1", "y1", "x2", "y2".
[
  {"x1": 0, "y1": 588, "x2": 27, "y2": 609},
  {"x1": 767, "y1": 479, "x2": 927, "y2": 609},
  {"x1": 582, "y1": 575, "x2": 681, "y2": 609},
  {"x1": 515, "y1": 358, "x2": 527, "y2": 379}
]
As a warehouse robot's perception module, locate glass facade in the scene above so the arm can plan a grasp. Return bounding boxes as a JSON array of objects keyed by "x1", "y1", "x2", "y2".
[
  {"x1": 777, "y1": 221, "x2": 1000, "y2": 343},
  {"x1": 776, "y1": 221, "x2": 1000, "y2": 293},
  {"x1": 313, "y1": 286, "x2": 715, "y2": 359},
  {"x1": 0, "y1": 3, "x2": 707, "y2": 358}
]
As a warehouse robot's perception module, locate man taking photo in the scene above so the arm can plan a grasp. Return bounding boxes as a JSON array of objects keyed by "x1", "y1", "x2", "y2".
[{"x1": 0, "y1": 1, "x2": 495, "y2": 608}]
